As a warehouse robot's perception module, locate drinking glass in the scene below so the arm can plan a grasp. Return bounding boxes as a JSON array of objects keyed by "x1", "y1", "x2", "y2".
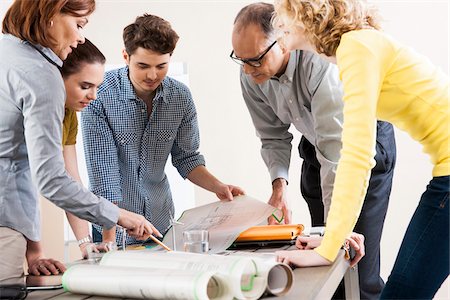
[{"x1": 183, "y1": 230, "x2": 209, "y2": 253}]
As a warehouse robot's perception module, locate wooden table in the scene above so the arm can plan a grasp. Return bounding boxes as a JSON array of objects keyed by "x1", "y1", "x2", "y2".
[{"x1": 26, "y1": 250, "x2": 359, "y2": 300}]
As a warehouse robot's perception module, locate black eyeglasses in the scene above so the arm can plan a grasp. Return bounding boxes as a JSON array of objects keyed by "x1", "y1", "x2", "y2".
[{"x1": 230, "y1": 41, "x2": 277, "y2": 68}]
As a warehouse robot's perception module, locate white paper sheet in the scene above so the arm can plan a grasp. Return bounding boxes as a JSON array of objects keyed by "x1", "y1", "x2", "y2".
[{"x1": 162, "y1": 195, "x2": 275, "y2": 253}]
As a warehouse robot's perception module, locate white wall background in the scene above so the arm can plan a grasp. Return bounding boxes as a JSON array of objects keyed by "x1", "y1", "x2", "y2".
[
  {"x1": 80, "y1": 1, "x2": 449, "y2": 297},
  {"x1": 1, "y1": 0, "x2": 448, "y2": 298}
]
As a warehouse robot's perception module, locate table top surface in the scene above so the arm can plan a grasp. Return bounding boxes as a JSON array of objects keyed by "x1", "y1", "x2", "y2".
[{"x1": 26, "y1": 249, "x2": 351, "y2": 300}]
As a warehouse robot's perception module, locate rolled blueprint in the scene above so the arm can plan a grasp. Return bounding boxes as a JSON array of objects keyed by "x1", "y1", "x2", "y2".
[
  {"x1": 62, "y1": 264, "x2": 229, "y2": 300},
  {"x1": 265, "y1": 262, "x2": 293, "y2": 296},
  {"x1": 100, "y1": 250, "x2": 267, "y2": 300},
  {"x1": 225, "y1": 251, "x2": 294, "y2": 297}
]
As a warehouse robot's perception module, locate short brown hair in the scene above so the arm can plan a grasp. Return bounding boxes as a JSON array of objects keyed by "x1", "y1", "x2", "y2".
[
  {"x1": 123, "y1": 14, "x2": 179, "y2": 56},
  {"x1": 274, "y1": 0, "x2": 381, "y2": 56},
  {"x1": 61, "y1": 38, "x2": 105, "y2": 78},
  {"x1": 2, "y1": 0, "x2": 95, "y2": 48}
]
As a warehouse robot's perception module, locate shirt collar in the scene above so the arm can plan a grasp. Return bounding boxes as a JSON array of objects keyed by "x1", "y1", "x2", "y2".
[
  {"x1": 119, "y1": 66, "x2": 138, "y2": 101},
  {"x1": 35, "y1": 44, "x2": 63, "y2": 67},
  {"x1": 156, "y1": 80, "x2": 169, "y2": 104},
  {"x1": 270, "y1": 50, "x2": 298, "y2": 83},
  {"x1": 4, "y1": 34, "x2": 63, "y2": 67},
  {"x1": 119, "y1": 66, "x2": 169, "y2": 104},
  {"x1": 283, "y1": 51, "x2": 298, "y2": 81}
]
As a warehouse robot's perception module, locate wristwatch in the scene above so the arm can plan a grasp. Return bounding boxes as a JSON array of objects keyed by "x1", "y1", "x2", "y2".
[{"x1": 77, "y1": 236, "x2": 92, "y2": 246}]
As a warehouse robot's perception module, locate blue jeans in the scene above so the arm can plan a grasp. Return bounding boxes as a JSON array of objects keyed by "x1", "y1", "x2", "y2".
[
  {"x1": 381, "y1": 176, "x2": 449, "y2": 299},
  {"x1": 92, "y1": 226, "x2": 102, "y2": 243}
]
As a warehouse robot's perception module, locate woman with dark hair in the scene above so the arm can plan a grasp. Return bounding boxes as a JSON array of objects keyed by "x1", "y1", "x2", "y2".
[
  {"x1": 27, "y1": 39, "x2": 109, "y2": 275},
  {"x1": 274, "y1": 0, "x2": 449, "y2": 298},
  {"x1": 61, "y1": 39, "x2": 109, "y2": 260},
  {"x1": 0, "y1": 0, "x2": 159, "y2": 281}
]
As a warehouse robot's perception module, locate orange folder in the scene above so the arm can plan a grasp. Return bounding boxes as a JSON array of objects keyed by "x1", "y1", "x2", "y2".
[{"x1": 236, "y1": 224, "x2": 304, "y2": 242}]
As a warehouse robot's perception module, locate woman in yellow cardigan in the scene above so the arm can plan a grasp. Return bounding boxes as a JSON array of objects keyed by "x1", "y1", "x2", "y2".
[{"x1": 274, "y1": 0, "x2": 449, "y2": 298}]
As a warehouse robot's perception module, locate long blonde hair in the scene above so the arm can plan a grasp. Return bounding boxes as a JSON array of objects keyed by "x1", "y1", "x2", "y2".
[{"x1": 274, "y1": 0, "x2": 381, "y2": 56}]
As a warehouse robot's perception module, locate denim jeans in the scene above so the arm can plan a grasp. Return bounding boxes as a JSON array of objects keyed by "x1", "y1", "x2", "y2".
[
  {"x1": 92, "y1": 226, "x2": 102, "y2": 243},
  {"x1": 381, "y1": 175, "x2": 449, "y2": 299}
]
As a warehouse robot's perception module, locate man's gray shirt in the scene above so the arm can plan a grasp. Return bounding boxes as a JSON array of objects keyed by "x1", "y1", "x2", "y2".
[
  {"x1": 240, "y1": 50, "x2": 343, "y2": 215},
  {"x1": 0, "y1": 34, "x2": 119, "y2": 241}
]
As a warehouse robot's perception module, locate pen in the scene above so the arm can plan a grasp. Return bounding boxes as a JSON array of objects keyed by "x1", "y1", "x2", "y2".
[
  {"x1": 117, "y1": 224, "x2": 172, "y2": 251},
  {"x1": 147, "y1": 234, "x2": 172, "y2": 251}
]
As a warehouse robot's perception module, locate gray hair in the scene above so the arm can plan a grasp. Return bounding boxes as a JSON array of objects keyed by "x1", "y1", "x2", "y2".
[{"x1": 233, "y1": 2, "x2": 275, "y2": 39}]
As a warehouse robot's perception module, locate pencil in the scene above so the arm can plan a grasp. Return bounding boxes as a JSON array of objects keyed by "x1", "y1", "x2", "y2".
[{"x1": 148, "y1": 234, "x2": 172, "y2": 251}]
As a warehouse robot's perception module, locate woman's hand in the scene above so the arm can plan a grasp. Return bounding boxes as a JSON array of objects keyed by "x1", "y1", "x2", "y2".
[
  {"x1": 295, "y1": 235, "x2": 322, "y2": 249},
  {"x1": 293, "y1": 232, "x2": 365, "y2": 268},
  {"x1": 276, "y1": 249, "x2": 331, "y2": 268},
  {"x1": 28, "y1": 258, "x2": 66, "y2": 276},
  {"x1": 26, "y1": 239, "x2": 66, "y2": 275},
  {"x1": 345, "y1": 232, "x2": 365, "y2": 267},
  {"x1": 80, "y1": 241, "x2": 117, "y2": 259},
  {"x1": 117, "y1": 208, "x2": 162, "y2": 240}
]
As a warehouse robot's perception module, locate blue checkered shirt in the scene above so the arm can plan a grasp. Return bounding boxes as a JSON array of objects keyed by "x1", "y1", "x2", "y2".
[{"x1": 81, "y1": 66, "x2": 205, "y2": 244}]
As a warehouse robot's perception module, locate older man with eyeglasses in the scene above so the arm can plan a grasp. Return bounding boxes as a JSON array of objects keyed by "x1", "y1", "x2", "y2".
[{"x1": 231, "y1": 3, "x2": 397, "y2": 300}]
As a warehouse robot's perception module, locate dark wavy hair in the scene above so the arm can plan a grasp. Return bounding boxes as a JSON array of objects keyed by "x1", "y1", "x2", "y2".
[
  {"x1": 61, "y1": 38, "x2": 105, "y2": 78},
  {"x1": 123, "y1": 13, "x2": 179, "y2": 55}
]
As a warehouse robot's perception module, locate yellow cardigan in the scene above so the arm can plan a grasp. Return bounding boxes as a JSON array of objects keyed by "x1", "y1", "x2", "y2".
[
  {"x1": 316, "y1": 29, "x2": 450, "y2": 261},
  {"x1": 62, "y1": 108, "x2": 78, "y2": 146}
]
